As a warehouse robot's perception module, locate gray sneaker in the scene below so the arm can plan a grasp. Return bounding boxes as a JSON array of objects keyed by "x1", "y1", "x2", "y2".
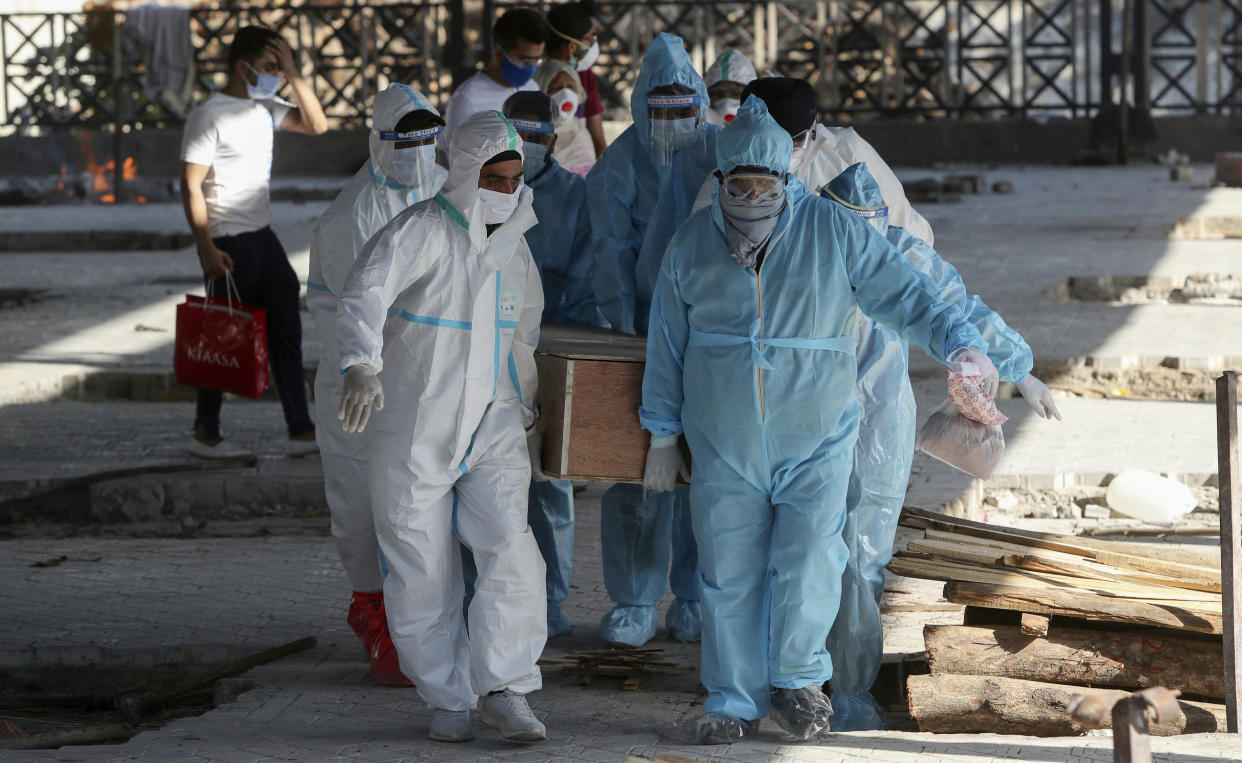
[
  {"x1": 188, "y1": 435, "x2": 252, "y2": 460},
  {"x1": 428, "y1": 709, "x2": 473, "y2": 742},
  {"x1": 480, "y1": 691, "x2": 546, "y2": 742}
]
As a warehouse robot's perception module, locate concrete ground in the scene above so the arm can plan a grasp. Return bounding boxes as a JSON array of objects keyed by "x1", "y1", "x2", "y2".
[{"x1": 0, "y1": 163, "x2": 1239, "y2": 761}]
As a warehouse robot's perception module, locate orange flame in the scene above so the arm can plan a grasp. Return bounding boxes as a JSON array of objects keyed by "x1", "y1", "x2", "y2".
[{"x1": 75, "y1": 133, "x2": 142, "y2": 202}]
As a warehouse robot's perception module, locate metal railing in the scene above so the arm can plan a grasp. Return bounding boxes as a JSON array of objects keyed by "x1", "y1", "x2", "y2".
[{"x1": 1, "y1": 0, "x2": 1239, "y2": 131}]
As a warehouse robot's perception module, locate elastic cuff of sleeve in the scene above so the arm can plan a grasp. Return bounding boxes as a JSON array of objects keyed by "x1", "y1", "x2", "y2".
[{"x1": 650, "y1": 434, "x2": 679, "y2": 448}]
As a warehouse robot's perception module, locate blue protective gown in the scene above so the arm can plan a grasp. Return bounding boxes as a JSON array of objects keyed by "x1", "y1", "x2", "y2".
[
  {"x1": 819, "y1": 164, "x2": 1033, "y2": 730},
  {"x1": 526, "y1": 156, "x2": 601, "y2": 636},
  {"x1": 585, "y1": 32, "x2": 720, "y2": 646},
  {"x1": 639, "y1": 97, "x2": 987, "y2": 721}
]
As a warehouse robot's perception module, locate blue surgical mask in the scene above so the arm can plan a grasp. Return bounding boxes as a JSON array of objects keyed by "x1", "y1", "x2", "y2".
[
  {"x1": 244, "y1": 62, "x2": 280, "y2": 100},
  {"x1": 500, "y1": 53, "x2": 537, "y2": 88},
  {"x1": 649, "y1": 117, "x2": 700, "y2": 164},
  {"x1": 522, "y1": 142, "x2": 549, "y2": 181}
]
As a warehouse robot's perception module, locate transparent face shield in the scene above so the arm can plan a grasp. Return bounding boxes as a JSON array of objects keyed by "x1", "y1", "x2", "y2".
[
  {"x1": 817, "y1": 185, "x2": 890, "y2": 233},
  {"x1": 378, "y1": 124, "x2": 442, "y2": 193},
  {"x1": 647, "y1": 93, "x2": 703, "y2": 166},
  {"x1": 509, "y1": 118, "x2": 556, "y2": 181}
]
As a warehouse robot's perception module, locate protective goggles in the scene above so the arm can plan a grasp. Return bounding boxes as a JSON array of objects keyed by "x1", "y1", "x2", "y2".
[
  {"x1": 724, "y1": 171, "x2": 785, "y2": 201},
  {"x1": 509, "y1": 118, "x2": 556, "y2": 145},
  {"x1": 377, "y1": 125, "x2": 442, "y2": 144},
  {"x1": 648, "y1": 94, "x2": 701, "y2": 119}
]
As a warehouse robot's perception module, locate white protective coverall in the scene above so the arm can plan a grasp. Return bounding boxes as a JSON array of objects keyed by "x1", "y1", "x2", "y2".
[
  {"x1": 335, "y1": 110, "x2": 547, "y2": 711},
  {"x1": 307, "y1": 83, "x2": 447, "y2": 593},
  {"x1": 693, "y1": 122, "x2": 933, "y2": 245}
]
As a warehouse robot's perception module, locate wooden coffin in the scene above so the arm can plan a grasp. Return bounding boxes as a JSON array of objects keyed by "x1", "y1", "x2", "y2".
[{"x1": 535, "y1": 323, "x2": 653, "y2": 483}]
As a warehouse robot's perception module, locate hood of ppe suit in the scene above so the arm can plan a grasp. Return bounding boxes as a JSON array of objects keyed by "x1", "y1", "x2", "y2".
[
  {"x1": 705, "y1": 49, "x2": 757, "y2": 89},
  {"x1": 630, "y1": 33, "x2": 709, "y2": 153},
  {"x1": 715, "y1": 95, "x2": 793, "y2": 176},
  {"x1": 534, "y1": 59, "x2": 586, "y2": 102},
  {"x1": 439, "y1": 110, "x2": 525, "y2": 224},
  {"x1": 823, "y1": 161, "x2": 889, "y2": 235},
  {"x1": 368, "y1": 83, "x2": 441, "y2": 181}
]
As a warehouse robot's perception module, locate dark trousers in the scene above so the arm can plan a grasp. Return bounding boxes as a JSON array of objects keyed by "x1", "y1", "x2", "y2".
[{"x1": 195, "y1": 226, "x2": 314, "y2": 439}]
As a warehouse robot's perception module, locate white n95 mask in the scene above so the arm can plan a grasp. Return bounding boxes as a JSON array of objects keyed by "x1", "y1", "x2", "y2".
[
  {"x1": 552, "y1": 89, "x2": 580, "y2": 123},
  {"x1": 477, "y1": 187, "x2": 521, "y2": 224}
]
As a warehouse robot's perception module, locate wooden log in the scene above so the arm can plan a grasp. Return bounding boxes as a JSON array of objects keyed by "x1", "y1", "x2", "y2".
[
  {"x1": 924, "y1": 624, "x2": 1225, "y2": 700},
  {"x1": 1020, "y1": 613, "x2": 1050, "y2": 636},
  {"x1": 1002, "y1": 553, "x2": 1222, "y2": 594},
  {"x1": 944, "y1": 581, "x2": 1222, "y2": 634},
  {"x1": 901, "y1": 506, "x2": 1220, "y2": 569},
  {"x1": 890, "y1": 553, "x2": 1220, "y2": 603},
  {"x1": 911, "y1": 536, "x2": 1219, "y2": 593},
  {"x1": 922, "y1": 528, "x2": 1221, "y2": 587},
  {"x1": 906, "y1": 674, "x2": 1226, "y2": 736}
]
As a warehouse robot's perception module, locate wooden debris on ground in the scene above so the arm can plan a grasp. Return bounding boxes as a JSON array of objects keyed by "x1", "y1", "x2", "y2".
[
  {"x1": 538, "y1": 647, "x2": 693, "y2": 688},
  {"x1": 907, "y1": 674, "x2": 1225, "y2": 736},
  {"x1": 892, "y1": 506, "x2": 1228, "y2": 736}
]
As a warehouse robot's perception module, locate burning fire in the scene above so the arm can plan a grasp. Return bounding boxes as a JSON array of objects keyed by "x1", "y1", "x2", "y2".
[{"x1": 76, "y1": 133, "x2": 145, "y2": 203}]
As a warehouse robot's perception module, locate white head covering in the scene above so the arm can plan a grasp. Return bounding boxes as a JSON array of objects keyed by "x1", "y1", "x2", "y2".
[
  {"x1": 368, "y1": 83, "x2": 441, "y2": 178},
  {"x1": 705, "y1": 49, "x2": 757, "y2": 89},
  {"x1": 439, "y1": 110, "x2": 527, "y2": 229}
]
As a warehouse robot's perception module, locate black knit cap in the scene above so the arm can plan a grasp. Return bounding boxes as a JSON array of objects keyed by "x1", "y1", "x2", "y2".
[
  {"x1": 503, "y1": 91, "x2": 557, "y2": 124},
  {"x1": 483, "y1": 150, "x2": 522, "y2": 167},
  {"x1": 741, "y1": 77, "x2": 817, "y2": 137},
  {"x1": 546, "y1": 1, "x2": 596, "y2": 41}
]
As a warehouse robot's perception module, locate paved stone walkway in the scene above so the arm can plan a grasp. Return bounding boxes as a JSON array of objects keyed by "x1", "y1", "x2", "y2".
[{"x1": 0, "y1": 528, "x2": 1232, "y2": 762}]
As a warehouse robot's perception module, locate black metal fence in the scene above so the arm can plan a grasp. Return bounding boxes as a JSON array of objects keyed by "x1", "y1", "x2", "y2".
[{"x1": 1, "y1": 0, "x2": 1239, "y2": 131}]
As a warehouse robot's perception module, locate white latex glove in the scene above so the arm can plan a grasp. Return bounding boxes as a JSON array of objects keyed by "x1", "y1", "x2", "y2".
[
  {"x1": 1016, "y1": 374, "x2": 1063, "y2": 421},
  {"x1": 339, "y1": 364, "x2": 384, "y2": 433},
  {"x1": 643, "y1": 435, "x2": 689, "y2": 492},
  {"x1": 950, "y1": 348, "x2": 1000, "y2": 397},
  {"x1": 527, "y1": 424, "x2": 550, "y2": 482}
]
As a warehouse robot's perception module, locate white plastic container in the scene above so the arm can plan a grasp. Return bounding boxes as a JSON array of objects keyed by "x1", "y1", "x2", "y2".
[{"x1": 1105, "y1": 468, "x2": 1197, "y2": 522}]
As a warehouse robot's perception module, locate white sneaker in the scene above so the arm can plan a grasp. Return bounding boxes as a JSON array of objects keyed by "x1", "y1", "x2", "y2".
[
  {"x1": 188, "y1": 436, "x2": 253, "y2": 459},
  {"x1": 286, "y1": 434, "x2": 320, "y2": 457},
  {"x1": 428, "y1": 709, "x2": 474, "y2": 742},
  {"x1": 480, "y1": 691, "x2": 546, "y2": 742}
]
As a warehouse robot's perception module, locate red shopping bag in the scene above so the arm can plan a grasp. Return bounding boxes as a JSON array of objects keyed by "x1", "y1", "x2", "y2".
[{"x1": 174, "y1": 279, "x2": 270, "y2": 398}]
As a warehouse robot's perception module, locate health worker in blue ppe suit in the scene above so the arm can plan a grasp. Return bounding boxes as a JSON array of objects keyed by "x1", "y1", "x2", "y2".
[
  {"x1": 585, "y1": 32, "x2": 720, "y2": 647},
  {"x1": 307, "y1": 83, "x2": 446, "y2": 688},
  {"x1": 503, "y1": 90, "x2": 603, "y2": 637},
  {"x1": 819, "y1": 162, "x2": 1060, "y2": 731},
  {"x1": 639, "y1": 96, "x2": 999, "y2": 744},
  {"x1": 701, "y1": 77, "x2": 1063, "y2": 730}
]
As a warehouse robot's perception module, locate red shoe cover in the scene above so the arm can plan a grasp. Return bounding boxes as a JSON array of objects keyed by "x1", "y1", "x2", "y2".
[
  {"x1": 369, "y1": 631, "x2": 414, "y2": 687},
  {"x1": 347, "y1": 591, "x2": 386, "y2": 653}
]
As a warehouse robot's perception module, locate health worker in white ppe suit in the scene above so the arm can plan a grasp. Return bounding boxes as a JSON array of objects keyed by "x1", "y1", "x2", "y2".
[
  {"x1": 703, "y1": 49, "x2": 757, "y2": 127},
  {"x1": 335, "y1": 110, "x2": 548, "y2": 745},
  {"x1": 640, "y1": 96, "x2": 996, "y2": 744},
  {"x1": 307, "y1": 82, "x2": 446, "y2": 689}
]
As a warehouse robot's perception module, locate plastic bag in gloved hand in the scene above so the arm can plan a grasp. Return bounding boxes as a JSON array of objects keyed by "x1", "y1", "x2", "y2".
[
  {"x1": 947, "y1": 368, "x2": 1007, "y2": 426},
  {"x1": 917, "y1": 398, "x2": 1005, "y2": 480}
]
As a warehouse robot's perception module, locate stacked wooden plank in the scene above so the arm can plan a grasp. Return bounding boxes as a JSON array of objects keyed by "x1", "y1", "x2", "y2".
[{"x1": 891, "y1": 506, "x2": 1227, "y2": 736}]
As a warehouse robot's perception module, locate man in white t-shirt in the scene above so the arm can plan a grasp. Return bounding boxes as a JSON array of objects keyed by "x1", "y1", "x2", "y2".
[
  {"x1": 180, "y1": 25, "x2": 328, "y2": 458},
  {"x1": 441, "y1": 8, "x2": 548, "y2": 147}
]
